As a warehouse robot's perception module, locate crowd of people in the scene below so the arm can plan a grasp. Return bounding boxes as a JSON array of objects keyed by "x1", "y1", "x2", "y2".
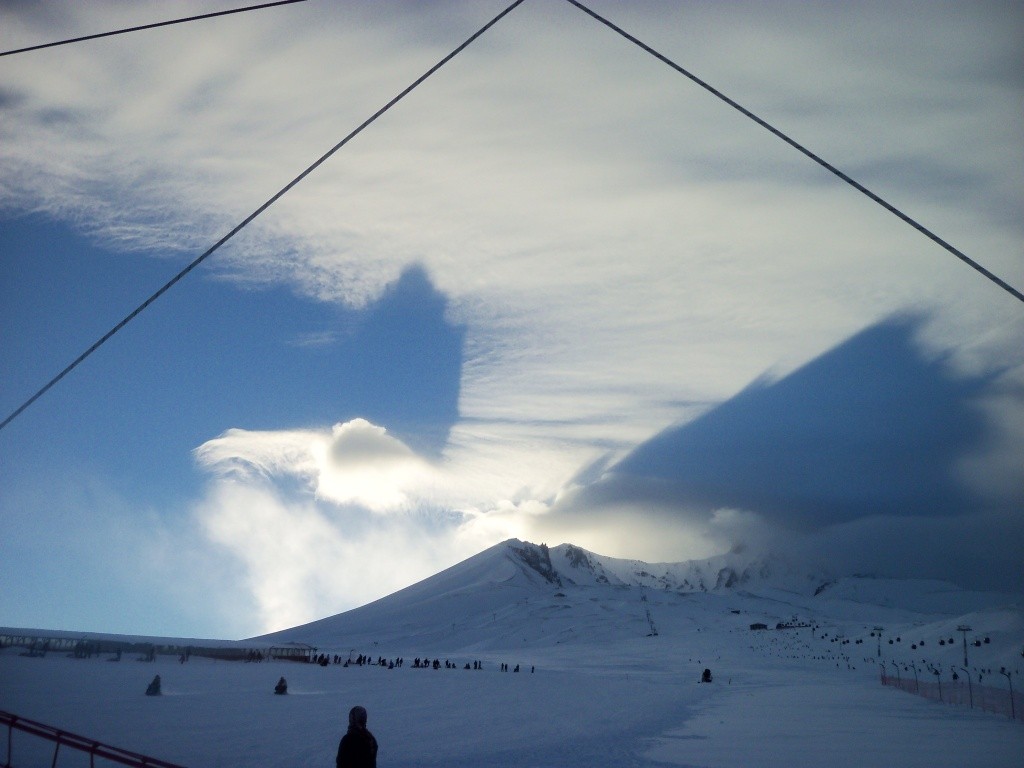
[
  {"x1": 143, "y1": 653, "x2": 538, "y2": 698},
  {"x1": 307, "y1": 652, "x2": 527, "y2": 672}
]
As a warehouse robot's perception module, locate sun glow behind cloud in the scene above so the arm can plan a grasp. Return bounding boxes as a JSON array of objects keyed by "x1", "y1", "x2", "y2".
[
  {"x1": 194, "y1": 418, "x2": 557, "y2": 632},
  {"x1": 315, "y1": 419, "x2": 430, "y2": 510},
  {"x1": 196, "y1": 418, "x2": 447, "y2": 513}
]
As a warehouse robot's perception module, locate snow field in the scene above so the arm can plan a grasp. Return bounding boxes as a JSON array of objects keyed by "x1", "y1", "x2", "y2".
[
  {"x1": 1, "y1": 650, "x2": 709, "y2": 767},
  {"x1": 647, "y1": 664, "x2": 1023, "y2": 767},
  {"x1": 3, "y1": 636, "x2": 1022, "y2": 768},
  {"x1": 3, "y1": 541, "x2": 1022, "y2": 766}
]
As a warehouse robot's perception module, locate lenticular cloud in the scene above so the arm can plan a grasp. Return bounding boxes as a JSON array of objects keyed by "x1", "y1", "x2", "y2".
[
  {"x1": 195, "y1": 417, "x2": 431, "y2": 513},
  {"x1": 315, "y1": 419, "x2": 431, "y2": 511}
]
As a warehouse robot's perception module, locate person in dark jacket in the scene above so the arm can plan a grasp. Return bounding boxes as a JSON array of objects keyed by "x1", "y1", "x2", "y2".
[{"x1": 336, "y1": 705, "x2": 377, "y2": 768}]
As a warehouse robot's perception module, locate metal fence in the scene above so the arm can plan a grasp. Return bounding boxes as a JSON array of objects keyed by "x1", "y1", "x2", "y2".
[
  {"x1": 1, "y1": 710, "x2": 185, "y2": 768},
  {"x1": 880, "y1": 670, "x2": 1022, "y2": 723},
  {"x1": 0, "y1": 633, "x2": 314, "y2": 663}
]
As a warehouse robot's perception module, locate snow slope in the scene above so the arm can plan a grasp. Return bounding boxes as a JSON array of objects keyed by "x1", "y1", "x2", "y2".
[{"x1": 2, "y1": 539, "x2": 1021, "y2": 767}]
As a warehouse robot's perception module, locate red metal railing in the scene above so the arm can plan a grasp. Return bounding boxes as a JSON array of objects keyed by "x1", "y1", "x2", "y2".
[{"x1": 1, "y1": 710, "x2": 186, "y2": 768}]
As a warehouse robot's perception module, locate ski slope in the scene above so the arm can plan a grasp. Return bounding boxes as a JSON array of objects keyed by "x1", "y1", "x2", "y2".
[{"x1": 2, "y1": 540, "x2": 1021, "y2": 767}]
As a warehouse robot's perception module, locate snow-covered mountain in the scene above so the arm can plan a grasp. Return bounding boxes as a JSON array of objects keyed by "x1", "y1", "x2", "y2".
[
  {"x1": 4, "y1": 539, "x2": 1022, "y2": 768},
  {"x1": 257, "y1": 539, "x2": 1022, "y2": 672},
  {"x1": 547, "y1": 540, "x2": 826, "y2": 593}
]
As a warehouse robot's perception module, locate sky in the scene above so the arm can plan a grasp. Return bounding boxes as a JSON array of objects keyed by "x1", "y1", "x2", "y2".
[{"x1": 1, "y1": 0, "x2": 1022, "y2": 639}]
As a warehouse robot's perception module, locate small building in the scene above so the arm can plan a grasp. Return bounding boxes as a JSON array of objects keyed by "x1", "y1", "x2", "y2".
[
  {"x1": 749, "y1": 623, "x2": 768, "y2": 631},
  {"x1": 269, "y1": 643, "x2": 315, "y2": 663}
]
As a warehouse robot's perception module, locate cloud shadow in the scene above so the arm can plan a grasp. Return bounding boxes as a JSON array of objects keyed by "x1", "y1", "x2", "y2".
[
  {"x1": 326, "y1": 264, "x2": 465, "y2": 458},
  {"x1": 578, "y1": 314, "x2": 991, "y2": 530}
]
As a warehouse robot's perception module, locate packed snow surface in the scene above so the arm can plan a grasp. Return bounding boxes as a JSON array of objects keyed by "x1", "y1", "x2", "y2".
[{"x1": 3, "y1": 540, "x2": 1022, "y2": 767}]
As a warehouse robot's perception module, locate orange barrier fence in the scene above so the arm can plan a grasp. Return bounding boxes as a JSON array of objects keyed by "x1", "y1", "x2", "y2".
[
  {"x1": 880, "y1": 671, "x2": 1022, "y2": 723},
  {"x1": 1, "y1": 710, "x2": 186, "y2": 768}
]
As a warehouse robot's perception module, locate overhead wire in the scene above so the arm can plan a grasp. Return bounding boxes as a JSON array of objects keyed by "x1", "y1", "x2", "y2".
[
  {"x1": 564, "y1": 0, "x2": 1024, "y2": 306},
  {"x1": 0, "y1": 0, "x2": 527, "y2": 433},
  {"x1": 3, "y1": 0, "x2": 1019, "y2": 433},
  {"x1": 0, "y1": 1, "x2": 311, "y2": 58}
]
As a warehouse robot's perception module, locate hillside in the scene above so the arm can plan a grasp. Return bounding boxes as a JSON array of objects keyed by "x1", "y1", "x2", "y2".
[
  {"x1": 257, "y1": 539, "x2": 1022, "y2": 674},
  {"x1": 3, "y1": 538, "x2": 1022, "y2": 767}
]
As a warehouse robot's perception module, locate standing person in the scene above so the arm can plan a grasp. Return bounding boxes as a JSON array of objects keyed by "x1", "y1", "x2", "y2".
[{"x1": 336, "y1": 705, "x2": 377, "y2": 768}]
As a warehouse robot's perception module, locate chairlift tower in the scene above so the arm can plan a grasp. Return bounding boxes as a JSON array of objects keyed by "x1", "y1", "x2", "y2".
[
  {"x1": 641, "y1": 592, "x2": 658, "y2": 637},
  {"x1": 1001, "y1": 670, "x2": 1015, "y2": 721},
  {"x1": 957, "y1": 624, "x2": 972, "y2": 668}
]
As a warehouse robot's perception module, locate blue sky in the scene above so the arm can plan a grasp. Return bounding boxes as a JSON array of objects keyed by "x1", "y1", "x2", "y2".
[{"x1": 1, "y1": 1, "x2": 1022, "y2": 638}]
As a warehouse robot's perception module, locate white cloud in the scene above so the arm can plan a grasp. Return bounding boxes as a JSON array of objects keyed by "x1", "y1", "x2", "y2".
[
  {"x1": 196, "y1": 418, "x2": 435, "y2": 514},
  {"x1": 4, "y1": 4, "x2": 1019, "y2": 422},
  {"x1": 315, "y1": 419, "x2": 432, "y2": 511},
  {"x1": 192, "y1": 417, "x2": 584, "y2": 631},
  {"x1": 194, "y1": 476, "x2": 475, "y2": 633},
  {"x1": 196, "y1": 479, "x2": 347, "y2": 633}
]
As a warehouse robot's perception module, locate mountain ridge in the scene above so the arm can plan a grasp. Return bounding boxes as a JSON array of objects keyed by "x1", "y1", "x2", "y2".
[
  {"x1": 255, "y1": 539, "x2": 1020, "y2": 659},
  {"x1": 545, "y1": 540, "x2": 829, "y2": 594}
]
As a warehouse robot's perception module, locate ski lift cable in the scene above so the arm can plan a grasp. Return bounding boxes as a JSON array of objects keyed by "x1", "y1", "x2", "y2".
[
  {"x1": 0, "y1": 1, "x2": 311, "y2": 58},
  {"x1": 0, "y1": 0, "x2": 527, "y2": 434},
  {"x1": 564, "y1": 0, "x2": 1024, "y2": 306}
]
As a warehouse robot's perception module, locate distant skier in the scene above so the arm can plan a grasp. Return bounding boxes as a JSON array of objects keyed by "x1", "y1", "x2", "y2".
[
  {"x1": 274, "y1": 676, "x2": 288, "y2": 695},
  {"x1": 701, "y1": 668, "x2": 713, "y2": 683},
  {"x1": 145, "y1": 675, "x2": 161, "y2": 696},
  {"x1": 336, "y1": 705, "x2": 377, "y2": 768}
]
